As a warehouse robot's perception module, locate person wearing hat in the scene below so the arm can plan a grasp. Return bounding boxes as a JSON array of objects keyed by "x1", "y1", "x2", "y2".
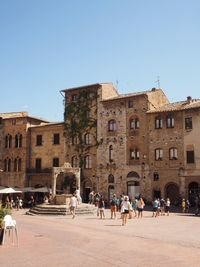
[{"x1": 120, "y1": 196, "x2": 131, "y2": 226}]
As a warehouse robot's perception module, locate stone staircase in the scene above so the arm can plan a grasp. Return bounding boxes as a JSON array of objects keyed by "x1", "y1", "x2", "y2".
[{"x1": 26, "y1": 203, "x2": 97, "y2": 216}]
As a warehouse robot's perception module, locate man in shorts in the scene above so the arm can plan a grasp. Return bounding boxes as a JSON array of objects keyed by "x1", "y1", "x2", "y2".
[{"x1": 69, "y1": 193, "x2": 78, "y2": 219}]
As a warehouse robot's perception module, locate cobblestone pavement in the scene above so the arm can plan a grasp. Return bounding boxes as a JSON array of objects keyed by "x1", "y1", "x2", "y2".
[{"x1": 1, "y1": 208, "x2": 200, "y2": 267}]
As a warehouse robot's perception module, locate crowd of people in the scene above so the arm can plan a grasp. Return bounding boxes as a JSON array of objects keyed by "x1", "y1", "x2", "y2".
[
  {"x1": 0, "y1": 193, "x2": 53, "y2": 210},
  {"x1": 88, "y1": 191, "x2": 171, "y2": 226}
]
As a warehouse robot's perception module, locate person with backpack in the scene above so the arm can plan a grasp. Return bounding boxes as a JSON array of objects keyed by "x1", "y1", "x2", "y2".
[{"x1": 110, "y1": 194, "x2": 117, "y2": 219}]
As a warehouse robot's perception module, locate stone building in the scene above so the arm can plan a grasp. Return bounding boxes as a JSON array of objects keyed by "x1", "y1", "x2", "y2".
[
  {"x1": 147, "y1": 96, "x2": 200, "y2": 204},
  {"x1": 61, "y1": 83, "x2": 118, "y2": 201},
  {"x1": 61, "y1": 83, "x2": 169, "y2": 202},
  {"x1": 27, "y1": 122, "x2": 65, "y2": 190},
  {"x1": 1, "y1": 85, "x2": 200, "y2": 204},
  {"x1": 0, "y1": 112, "x2": 47, "y2": 188}
]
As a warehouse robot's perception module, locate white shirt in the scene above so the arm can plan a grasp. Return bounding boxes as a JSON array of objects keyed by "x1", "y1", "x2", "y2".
[
  {"x1": 71, "y1": 196, "x2": 77, "y2": 208},
  {"x1": 121, "y1": 200, "x2": 130, "y2": 212}
]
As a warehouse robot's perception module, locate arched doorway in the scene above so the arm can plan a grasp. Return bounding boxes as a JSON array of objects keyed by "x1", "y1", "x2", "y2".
[
  {"x1": 127, "y1": 181, "x2": 140, "y2": 198},
  {"x1": 83, "y1": 179, "x2": 92, "y2": 203},
  {"x1": 188, "y1": 182, "x2": 199, "y2": 206},
  {"x1": 165, "y1": 183, "x2": 179, "y2": 205},
  {"x1": 60, "y1": 175, "x2": 76, "y2": 194},
  {"x1": 127, "y1": 171, "x2": 140, "y2": 197}
]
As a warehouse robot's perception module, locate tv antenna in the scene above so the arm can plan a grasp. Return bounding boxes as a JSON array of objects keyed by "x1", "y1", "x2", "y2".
[
  {"x1": 155, "y1": 76, "x2": 160, "y2": 89},
  {"x1": 115, "y1": 79, "x2": 119, "y2": 89}
]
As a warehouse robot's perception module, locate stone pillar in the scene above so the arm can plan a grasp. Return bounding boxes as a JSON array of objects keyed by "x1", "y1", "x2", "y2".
[
  {"x1": 74, "y1": 169, "x2": 80, "y2": 190},
  {"x1": 52, "y1": 170, "x2": 58, "y2": 197},
  {"x1": 179, "y1": 176, "x2": 186, "y2": 198}
]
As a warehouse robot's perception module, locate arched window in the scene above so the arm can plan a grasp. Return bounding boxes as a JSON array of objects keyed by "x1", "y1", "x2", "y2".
[
  {"x1": 109, "y1": 145, "x2": 113, "y2": 162},
  {"x1": 84, "y1": 155, "x2": 92, "y2": 169},
  {"x1": 84, "y1": 133, "x2": 91, "y2": 145},
  {"x1": 4, "y1": 158, "x2": 11, "y2": 172},
  {"x1": 108, "y1": 120, "x2": 116, "y2": 132},
  {"x1": 72, "y1": 136, "x2": 78, "y2": 145},
  {"x1": 15, "y1": 134, "x2": 22, "y2": 148},
  {"x1": 5, "y1": 134, "x2": 12, "y2": 148},
  {"x1": 130, "y1": 148, "x2": 140, "y2": 160},
  {"x1": 169, "y1": 147, "x2": 178, "y2": 160},
  {"x1": 155, "y1": 148, "x2": 163, "y2": 160},
  {"x1": 108, "y1": 174, "x2": 114, "y2": 183},
  {"x1": 155, "y1": 116, "x2": 163, "y2": 129},
  {"x1": 130, "y1": 118, "x2": 139, "y2": 129},
  {"x1": 14, "y1": 158, "x2": 22, "y2": 172},
  {"x1": 71, "y1": 156, "x2": 78, "y2": 168}
]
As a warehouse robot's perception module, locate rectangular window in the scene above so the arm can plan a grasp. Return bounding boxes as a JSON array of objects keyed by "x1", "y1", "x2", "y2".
[
  {"x1": 72, "y1": 94, "x2": 77, "y2": 102},
  {"x1": 53, "y1": 157, "x2": 59, "y2": 167},
  {"x1": 155, "y1": 118, "x2": 163, "y2": 129},
  {"x1": 35, "y1": 158, "x2": 42, "y2": 170},
  {"x1": 36, "y1": 135, "x2": 43, "y2": 146},
  {"x1": 155, "y1": 149, "x2": 163, "y2": 160},
  {"x1": 166, "y1": 116, "x2": 174, "y2": 128},
  {"x1": 185, "y1": 117, "x2": 192, "y2": 130},
  {"x1": 153, "y1": 172, "x2": 159, "y2": 181},
  {"x1": 12, "y1": 119, "x2": 16, "y2": 125},
  {"x1": 128, "y1": 100, "x2": 133, "y2": 108},
  {"x1": 187, "y1": 151, "x2": 194, "y2": 164},
  {"x1": 169, "y1": 148, "x2": 178, "y2": 160},
  {"x1": 53, "y1": 133, "x2": 60, "y2": 145},
  {"x1": 130, "y1": 149, "x2": 139, "y2": 160}
]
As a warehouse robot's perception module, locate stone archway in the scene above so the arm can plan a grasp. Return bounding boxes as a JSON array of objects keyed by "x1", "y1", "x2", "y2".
[
  {"x1": 165, "y1": 183, "x2": 180, "y2": 205},
  {"x1": 52, "y1": 162, "x2": 80, "y2": 197}
]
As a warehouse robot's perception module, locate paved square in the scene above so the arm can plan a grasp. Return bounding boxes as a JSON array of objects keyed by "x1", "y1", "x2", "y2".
[{"x1": 1, "y1": 209, "x2": 200, "y2": 267}]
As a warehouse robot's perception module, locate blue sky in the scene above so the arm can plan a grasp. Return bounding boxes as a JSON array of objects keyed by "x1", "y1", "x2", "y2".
[{"x1": 0, "y1": 0, "x2": 200, "y2": 121}]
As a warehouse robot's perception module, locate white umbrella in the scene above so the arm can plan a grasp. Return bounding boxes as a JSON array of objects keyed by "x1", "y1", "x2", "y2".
[
  {"x1": 0, "y1": 187, "x2": 22, "y2": 194},
  {"x1": 30, "y1": 187, "x2": 49, "y2": 193}
]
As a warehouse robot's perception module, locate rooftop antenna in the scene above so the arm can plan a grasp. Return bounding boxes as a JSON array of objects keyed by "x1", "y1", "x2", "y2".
[
  {"x1": 155, "y1": 76, "x2": 160, "y2": 89},
  {"x1": 116, "y1": 79, "x2": 119, "y2": 90}
]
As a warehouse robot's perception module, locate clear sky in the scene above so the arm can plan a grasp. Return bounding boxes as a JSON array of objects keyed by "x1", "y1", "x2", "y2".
[{"x1": 1, "y1": 0, "x2": 200, "y2": 121}]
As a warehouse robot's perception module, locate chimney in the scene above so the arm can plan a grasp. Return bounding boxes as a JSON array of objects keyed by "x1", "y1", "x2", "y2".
[
  {"x1": 187, "y1": 96, "x2": 192, "y2": 103},
  {"x1": 151, "y1": 88, "x2": 156, "y2": 92}
]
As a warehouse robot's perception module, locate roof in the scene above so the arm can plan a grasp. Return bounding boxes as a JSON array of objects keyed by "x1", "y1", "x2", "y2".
[
  {"x1": 147, "y1": 98, "x2": 200, "y2": 113},
  {"x1": 61, "y1": 82, "x2": 113, "y2": 93},
  {"x1": 102, "y1": 88, "x2": 162, "y2": 102},
  {"x1": 29, "y1": 122, "x2": 64, "y2": 128},
  {"x1": 0, "y1": 111, "x2": 49, "y2": 123},
  {"x1": 0, "y1": 111, "x2": 28, "y2": 119}
]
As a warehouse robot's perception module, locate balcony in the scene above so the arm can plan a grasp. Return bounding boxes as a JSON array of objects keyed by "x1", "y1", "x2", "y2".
[{"x1": 26, "y1": 168, "x2": 52, "y2": 174}]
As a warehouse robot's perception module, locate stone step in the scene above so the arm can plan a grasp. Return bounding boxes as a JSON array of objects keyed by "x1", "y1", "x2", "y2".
[{"x1": 26, "y1": 203, "x2": 97, "y2": 216}]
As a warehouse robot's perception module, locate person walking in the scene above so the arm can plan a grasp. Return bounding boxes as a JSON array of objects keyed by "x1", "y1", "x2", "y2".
[
  {"x1": 152, "y1": 198, "x2": 159, "y2": 217},
  {"x1": 98, "y1": 196, "x2": 105, "y2": 219},
  {"x1": 160, "y1": 197, "x2": 166, "y2": 216},
  {"x1": 182, "y1": 198, "x2": 186, "y2": 213},
  {"x1": 137, "y1": 196, "x2": 145, "y2": 218},
  {"x1": 120, "y1": 196, "x2": 131, "y2": 226},
  {"x1": 165, "y1": 198, "x2": 171, "y2": 216},
  {"x1": 69, "y1": 193, "x2": 78, "y2": 219},
  {"x1": 132, "y1": 197, "x2": 138, "y2": 218},
  {"x1": 110, "y1": 194, "x2": 117, "y2": 219}
]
